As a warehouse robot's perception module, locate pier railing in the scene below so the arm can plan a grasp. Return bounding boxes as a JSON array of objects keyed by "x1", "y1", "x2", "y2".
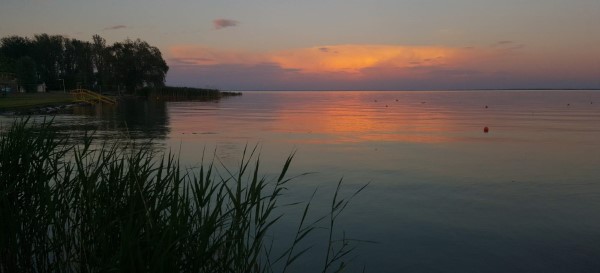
[{"x1": 70, "y1": 89, "x2": 117, "y2": 105}]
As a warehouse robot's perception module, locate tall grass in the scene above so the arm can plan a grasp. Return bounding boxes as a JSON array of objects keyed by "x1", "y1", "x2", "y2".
[{"x1": 0, "y1": 118, "x2": 365, "y2": 273}]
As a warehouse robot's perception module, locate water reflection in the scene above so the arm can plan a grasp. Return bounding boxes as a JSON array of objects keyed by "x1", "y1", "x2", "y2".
[
  {"x1": 0, "y1": 97, "x2": 170, "y2": 152},
  {"x1": 167, "y1": 90, "x2": 600, "y2": 146},
  {"x1": 2, "y1": 91, "x2": 600, "y2": 273},
  {"x1": 164, "y1": 91, "x2": 600, "y2": 272},
  {"x1": 269, "y1": 92, "x2": 459, "y2": 143},
  {"x1": 71, "y1": 98, "x2": 170, "y2": 140}
]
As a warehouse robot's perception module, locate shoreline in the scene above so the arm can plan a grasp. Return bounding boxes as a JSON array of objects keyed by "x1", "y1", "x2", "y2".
[
  {"x1": 0, "y1": 92, "x2": 79, "y2": 115},
  {"x1": 1, "y1": 89, "x2": 243, "y2": 116},
  {"x1": 1, "y1": 102, "x2": 92, "y2": 116}
]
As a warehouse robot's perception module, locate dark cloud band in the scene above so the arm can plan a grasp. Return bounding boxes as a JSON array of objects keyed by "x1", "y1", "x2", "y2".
[{"x1": 103, "y1": 25, "x2": 128, "y2": 30}]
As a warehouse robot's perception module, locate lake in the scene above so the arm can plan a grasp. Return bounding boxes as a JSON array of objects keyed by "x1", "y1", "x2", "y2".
[{"x1": 3, "y1": 90, "x2": 600, "y2": 272}]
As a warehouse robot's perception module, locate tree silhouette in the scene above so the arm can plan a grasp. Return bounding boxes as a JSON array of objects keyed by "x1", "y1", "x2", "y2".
[
  {"x1": 16, "y1": 56, "x2": 37, "y2": 92},
  {"x1": 0, "y1": 34, "x2": 169, "y2": 93}
]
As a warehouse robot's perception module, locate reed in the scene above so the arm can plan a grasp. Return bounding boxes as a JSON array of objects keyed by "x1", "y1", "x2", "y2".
[{"x1": 0, "y1": 118, "x2": 364, "y2": 273}]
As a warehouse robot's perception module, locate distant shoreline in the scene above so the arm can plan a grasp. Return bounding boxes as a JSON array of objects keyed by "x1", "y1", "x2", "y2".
[{"x1": 233, "y1": 88, "x2": 600, "y2": 92}]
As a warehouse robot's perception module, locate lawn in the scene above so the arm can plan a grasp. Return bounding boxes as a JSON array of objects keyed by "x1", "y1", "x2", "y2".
[{"x1": 0, "y1": 91, "x2": 74, "y2": 110}]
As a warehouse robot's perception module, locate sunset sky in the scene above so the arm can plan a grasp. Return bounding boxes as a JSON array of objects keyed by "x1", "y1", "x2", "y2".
[{"x1": 1, "y1": 0, "x2": 599, "y2": 90}]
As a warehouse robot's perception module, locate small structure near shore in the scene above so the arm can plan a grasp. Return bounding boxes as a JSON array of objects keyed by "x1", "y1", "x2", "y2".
[{"x1": 0, "y1": 72, "x2": 18, "y2": 95}]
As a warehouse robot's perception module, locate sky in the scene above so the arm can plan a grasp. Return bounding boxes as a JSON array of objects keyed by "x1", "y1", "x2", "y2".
[{"x1": 1, "y1": 0, "x2": 599, "y2": 90}]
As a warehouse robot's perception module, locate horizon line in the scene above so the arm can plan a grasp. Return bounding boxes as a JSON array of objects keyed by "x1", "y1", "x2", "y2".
[{"x1": 218, "y1": 88, "x2": 600, "y2": 92}]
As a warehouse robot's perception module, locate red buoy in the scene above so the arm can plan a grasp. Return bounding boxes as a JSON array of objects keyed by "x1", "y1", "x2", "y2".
[{"x1": 483, "y1": 127, "x2": 489, "y2": 133}]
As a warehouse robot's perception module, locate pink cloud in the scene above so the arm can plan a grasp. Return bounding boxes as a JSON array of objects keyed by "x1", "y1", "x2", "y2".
[{"x1": 213, "y1": 19, "x2": 239, "y2": 30}]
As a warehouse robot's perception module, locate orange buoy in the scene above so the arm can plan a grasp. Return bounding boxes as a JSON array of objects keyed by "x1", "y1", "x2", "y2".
[{"x1": 483, "y1": 127, "x2": 489, "y2": 133}]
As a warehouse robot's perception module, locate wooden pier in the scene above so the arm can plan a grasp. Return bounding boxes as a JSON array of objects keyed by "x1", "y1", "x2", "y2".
[{"x1": 70, "y1": 89, "x2": 117, "y2": 104}]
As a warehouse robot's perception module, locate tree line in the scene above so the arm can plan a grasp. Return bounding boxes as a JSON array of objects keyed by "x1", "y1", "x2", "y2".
[{"x1": 0, "y1": 34, "x2": 168, "y2": 93}]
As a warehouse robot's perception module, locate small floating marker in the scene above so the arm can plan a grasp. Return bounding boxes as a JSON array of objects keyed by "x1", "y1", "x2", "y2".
[
  {"x1": 374, "y1": 99, "x2": 378, "y2": 102},
  {"x1": 485, "y1": 105, "x2": 488, "y2": 109},
  {"x1": 385, "y1": 105, "x2": 388, "y2": 107},
  {"x1": 567, "y1": 103, "x2": 570, "y2": 106},
  {"x1": 395, "y1": 99, "x2": 399, "y2": 102},
  {"x1": 421, "y1": 101, "x2": 426, "y2": 104},
  {"x1": 483, "y1": 127, "x2": 489, "y2": 133}
]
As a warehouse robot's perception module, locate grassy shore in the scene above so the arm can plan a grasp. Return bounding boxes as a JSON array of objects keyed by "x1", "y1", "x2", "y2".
[
  {"x1": 0, "y1": 92, "x2": 74, "y2": 111},
  {"x1": 0, "y1": 118, "x2": 363, "y2": 273}
]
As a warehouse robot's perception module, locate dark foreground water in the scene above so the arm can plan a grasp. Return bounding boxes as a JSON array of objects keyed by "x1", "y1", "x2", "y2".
[{"x1": 3, "y1": 90, "x2": 600, "y2": 272}]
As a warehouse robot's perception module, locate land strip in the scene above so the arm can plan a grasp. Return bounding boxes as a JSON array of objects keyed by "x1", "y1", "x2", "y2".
[{"x1": 0, "y1": 91, "x2": 74, "y2": 111}]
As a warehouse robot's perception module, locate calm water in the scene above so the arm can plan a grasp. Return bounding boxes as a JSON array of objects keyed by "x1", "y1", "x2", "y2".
[{"x1": 4, "y1": 90, "x2": 600, "y2": 272}]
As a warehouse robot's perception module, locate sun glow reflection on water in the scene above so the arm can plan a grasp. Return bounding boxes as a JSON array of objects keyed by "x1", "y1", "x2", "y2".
[
  {"x1": 3, "y1": 90, "x2": 599, "y2": 272},
  {"x1": 164, "y1": 90, "x2": 600, "y2": 272}
]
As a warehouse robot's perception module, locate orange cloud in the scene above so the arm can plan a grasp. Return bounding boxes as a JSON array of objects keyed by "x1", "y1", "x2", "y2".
[
  {"x1": 169, "y1": 44, "x2": 467, "y2": 74},
  {"x1": 270, "y1": 45, "x2": 460, "y2": 74},
  {"x1": 167, "y1": 43, "x2": 600, "y2": 90}
]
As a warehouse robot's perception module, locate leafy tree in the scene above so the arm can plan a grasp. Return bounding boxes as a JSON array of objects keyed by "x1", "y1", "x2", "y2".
[
  {"x1": 0, "y1": 53, "x2": 12, "y2": 72},
  {"x1": 63, "y1": 39, "x2": 94, "y2": 89},
  {"x1": 32, "y1": 34, "x2": 64, "y2": 89},
  {"x1": 1, "y1": 34, "x2": 168, "y2": 93},
  {"x1": 16, "y1": 56, "x2": 37, "y2": 92},
  {"x1": 91, "y1": 34, "x2": 111, "y2": 91},
  {"x1": 0, "y1": 36, "x2": 33, "y2": 72},
  {"x1": 107, "y1": 39, "x2": 168, "y2": 92}
]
